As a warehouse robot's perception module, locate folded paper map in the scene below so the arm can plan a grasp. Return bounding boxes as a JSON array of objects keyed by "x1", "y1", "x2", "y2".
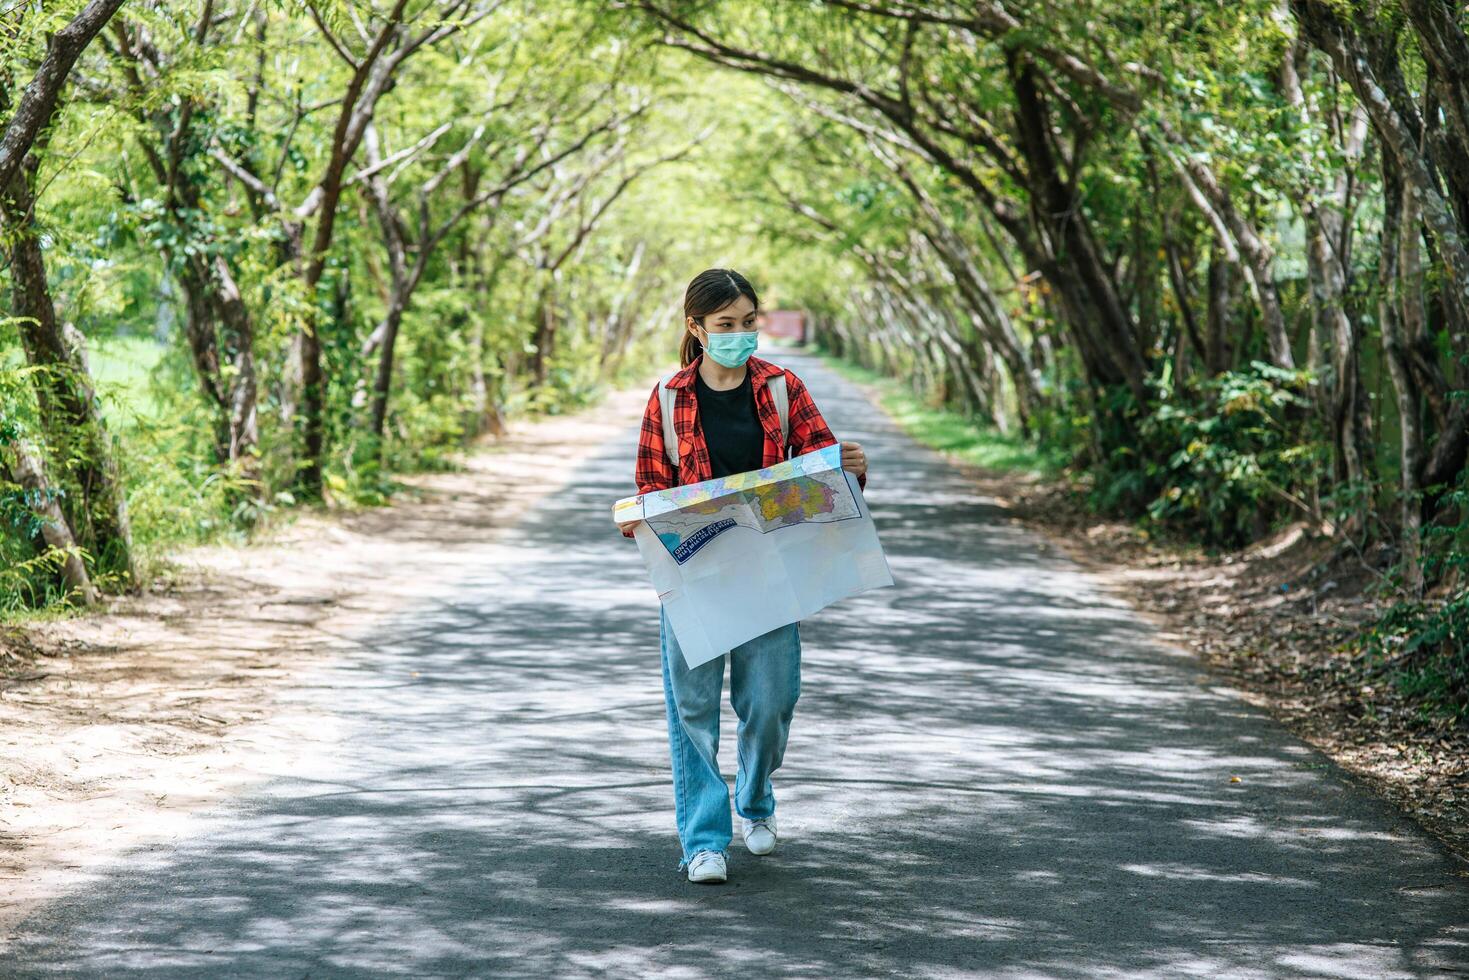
[{"x1": 614, "y1": 443, "x2": 895, "y2": 668}]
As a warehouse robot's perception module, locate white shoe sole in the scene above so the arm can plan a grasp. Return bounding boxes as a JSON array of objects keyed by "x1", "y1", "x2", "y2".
[
  {"x1": 686, "y1": 854, "x2": 727, "y2": 883},
  {"x1": 688, "y1": 867, "x2": 726, "y2": 883}
]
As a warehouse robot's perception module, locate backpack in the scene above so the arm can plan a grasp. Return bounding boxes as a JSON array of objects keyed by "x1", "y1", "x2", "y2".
[{"x1": 658, "y1": 368, "x2": 789, "y2": 474}]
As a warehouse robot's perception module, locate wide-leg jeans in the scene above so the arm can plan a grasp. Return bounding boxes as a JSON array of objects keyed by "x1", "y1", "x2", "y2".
[{"x1": 659, "y1": 603, "x2": 802, "y2": 870}]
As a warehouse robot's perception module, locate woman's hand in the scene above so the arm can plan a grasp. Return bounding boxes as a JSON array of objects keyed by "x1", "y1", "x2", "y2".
[
  {"x1": 617, "y1": 518, "x2": 643, "y2": 535},
  {"x1": 840, "y1": 441, "x2": 867, "y2": 479}
]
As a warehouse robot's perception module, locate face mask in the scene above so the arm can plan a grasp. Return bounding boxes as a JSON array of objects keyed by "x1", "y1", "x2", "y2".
[{"x1": 700, "y1": 327, "x2": 759, "y2": 368}]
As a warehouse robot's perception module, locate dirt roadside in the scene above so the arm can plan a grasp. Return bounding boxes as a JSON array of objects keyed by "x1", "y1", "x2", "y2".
[{"x1": 0, "y1": 371, "x2": 660, "y2": 932}]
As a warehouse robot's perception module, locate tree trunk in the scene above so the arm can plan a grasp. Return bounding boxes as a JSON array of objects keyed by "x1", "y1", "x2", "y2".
[
  {"x1": 2, "y1": 437, "x2": 98, "y2": 605},
  {"x1": 173, "y1": 251, "x2": 262, "y2": 491},
  {"x1": 531, "y1": 282, "x2": 558, "y2": 388},
  {"x1": 1204, "y1": 246, "x2": 1235, "y2": 374},
  {"x1": 211, "y1": 253, "x2": 262, "y2": 490},
  {"x1": 1379, "y1": 162, "x2": 1425, "y2": 595},
  {"x1": 1009, "y1": 57, "x2": 1150, "y2": 402},
  {"x1": 369, "y1": 300, "x2": 407, "y2": 443},
  {"x1": 1, "y1": 157, "x2": 135, "y2": 584},
  {"x1": 296, "y1": 312, "x2": 326, "y2": 496}
]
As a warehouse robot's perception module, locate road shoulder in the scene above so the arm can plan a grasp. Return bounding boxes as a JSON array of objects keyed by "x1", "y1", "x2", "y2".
[
  {"x1": 0, "y1": 372, "x2": 660, "y2": 933},
  {"x1": 832, "y1": 358, "x2": 1469, "y2": 870}
]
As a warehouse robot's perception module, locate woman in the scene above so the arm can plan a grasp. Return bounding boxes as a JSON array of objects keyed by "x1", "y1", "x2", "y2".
[{"x1": 616, "y1": 268, "x2": 868, "y2": 884}]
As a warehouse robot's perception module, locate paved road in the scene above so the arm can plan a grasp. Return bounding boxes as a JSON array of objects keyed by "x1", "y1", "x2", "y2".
[{"x1": 5, "y1": 347, "x2": 1468, "y2": 978}]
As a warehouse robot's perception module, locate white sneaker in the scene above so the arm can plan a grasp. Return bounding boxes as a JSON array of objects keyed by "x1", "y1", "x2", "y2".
[
  {"x1": 741, "y1": 814, "x2": 777, "y2": 855},
  {"x1": 686, "y1": 850, "x2": 727, "y2": 883}
]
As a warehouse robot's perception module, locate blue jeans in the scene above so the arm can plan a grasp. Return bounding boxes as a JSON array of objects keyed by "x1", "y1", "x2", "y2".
[{"x1": 659, "y1": 603, "x2": 802, "y2": 870}]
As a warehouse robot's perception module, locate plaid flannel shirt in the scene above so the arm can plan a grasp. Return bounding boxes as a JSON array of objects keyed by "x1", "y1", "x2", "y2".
[{"x1": 623, "y1": 354, "x2": 867, "y2": 539}]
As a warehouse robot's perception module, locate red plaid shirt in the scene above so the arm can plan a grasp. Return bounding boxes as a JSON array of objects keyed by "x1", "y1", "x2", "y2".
[{"x1": 623, "y1": 353, "x2": 866, "y2": 538}]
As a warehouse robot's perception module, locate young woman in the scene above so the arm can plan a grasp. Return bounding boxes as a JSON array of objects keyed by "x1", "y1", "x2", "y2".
[{"x1": 616, "y1": 268, "x2": 868, "y2": 884}]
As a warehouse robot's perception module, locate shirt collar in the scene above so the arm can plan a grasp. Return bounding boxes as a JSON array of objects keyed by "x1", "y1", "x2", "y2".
[{"x1": 665, "y1": 353, "x2": 782, "y2": 390}]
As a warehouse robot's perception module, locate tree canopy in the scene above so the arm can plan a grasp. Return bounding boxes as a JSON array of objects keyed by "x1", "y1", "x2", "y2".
[{"x1": 1, "y1": 0, "x2": 1465, "y2": 716}]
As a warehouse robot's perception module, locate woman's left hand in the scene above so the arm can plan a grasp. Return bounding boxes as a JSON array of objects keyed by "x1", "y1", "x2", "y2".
[{"x1": 840, "y1": 440, "x2": 867, "y2": 478}]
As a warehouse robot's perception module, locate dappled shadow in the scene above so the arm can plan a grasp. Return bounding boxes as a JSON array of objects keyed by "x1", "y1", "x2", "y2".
[{"x1": 6, "y1": 348, "x2": 1468, "y2": 977}]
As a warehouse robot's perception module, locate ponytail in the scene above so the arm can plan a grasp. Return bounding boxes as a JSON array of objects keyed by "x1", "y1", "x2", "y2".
[{"x1": 680, "y1": 319, "x2": 704, "y2": 368}]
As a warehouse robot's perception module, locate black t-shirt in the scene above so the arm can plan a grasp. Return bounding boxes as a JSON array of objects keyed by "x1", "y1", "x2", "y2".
[{"x1": 695, "y1": 368, "x2": 764, "y2": 479}]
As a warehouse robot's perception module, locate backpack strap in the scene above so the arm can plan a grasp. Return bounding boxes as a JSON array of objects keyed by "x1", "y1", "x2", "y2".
[
  {"x1": 658, "y1": 371, "x2": 680, "y2": 471},
  {"x1": 768, "y1": 371, "x2": 790, "y2": 459},
  {"x1": 657, "y1": 367, "x2": 793, "y2": 472}
]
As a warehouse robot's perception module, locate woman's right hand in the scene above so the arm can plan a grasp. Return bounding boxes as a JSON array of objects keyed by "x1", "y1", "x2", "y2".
[{"x1": 617, "y1": 518, "x2": 643, "y2": 536}]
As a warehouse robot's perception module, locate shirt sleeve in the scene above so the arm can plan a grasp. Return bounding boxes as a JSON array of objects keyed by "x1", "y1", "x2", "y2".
[
  {"x1": 625, "y1": 382, "x2": 676, "y2": 538},
  {"x1": 786, "y1": 371, "x2": 866, "y2": 492}
]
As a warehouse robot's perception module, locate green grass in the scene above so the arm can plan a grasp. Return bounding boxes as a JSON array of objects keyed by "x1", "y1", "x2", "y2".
[
  {"x1": 810, "y1": 348, "x2": 1066, "y2": 478},
  {"x1": 88, "y1": 335, "x2": 168, "y2": 426},
  {"x1": 2, "y1": 333, "x2": 169, "y2": 428}
]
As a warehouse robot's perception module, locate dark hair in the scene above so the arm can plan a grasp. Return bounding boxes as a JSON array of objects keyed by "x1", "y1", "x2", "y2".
[{"x1": 680, "y1": 268, "x2": 760, "y2": 368}]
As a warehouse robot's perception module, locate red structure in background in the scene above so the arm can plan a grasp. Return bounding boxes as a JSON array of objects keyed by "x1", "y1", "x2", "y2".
[{"x1": 757, "y1": 309, "x2": 806, "y2": 344}]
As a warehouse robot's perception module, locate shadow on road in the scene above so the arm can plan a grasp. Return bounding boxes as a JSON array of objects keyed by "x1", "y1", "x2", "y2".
[{"x1": 6, "y1": 348, "x2": 1467, "y2": 978}]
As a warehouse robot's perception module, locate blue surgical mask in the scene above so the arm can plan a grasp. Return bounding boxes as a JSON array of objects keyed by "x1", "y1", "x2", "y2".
[{"x1": 701, "y1": 328, "x2": 758, "y2": 368}]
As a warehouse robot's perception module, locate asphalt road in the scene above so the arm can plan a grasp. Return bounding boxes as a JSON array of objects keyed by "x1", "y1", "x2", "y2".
[{"x1": 5, "y1": 347, "x2": 1468, "y2": 978}]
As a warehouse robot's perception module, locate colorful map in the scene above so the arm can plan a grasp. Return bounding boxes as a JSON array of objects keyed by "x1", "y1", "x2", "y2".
[
  {"x1": 644, "y1": 468, "x2": 858, "y2": 564},
  {"x1": 615, "y1": 442, "x2": 853, "y2": 520},
  {"x1": 614, "y1": 443, "x2": 895, "y2": 669}
]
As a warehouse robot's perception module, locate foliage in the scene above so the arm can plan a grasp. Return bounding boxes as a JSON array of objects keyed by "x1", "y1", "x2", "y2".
[
  {"x1": 1356, "y1": 430, "x2": 1469, "y2": 728},
  {"x1": 0, "y1": 362, "x2": 74, "y2": 613},
  {"x1": 1127, "y1": 363, "x2": 1320, "y2": 548}
]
